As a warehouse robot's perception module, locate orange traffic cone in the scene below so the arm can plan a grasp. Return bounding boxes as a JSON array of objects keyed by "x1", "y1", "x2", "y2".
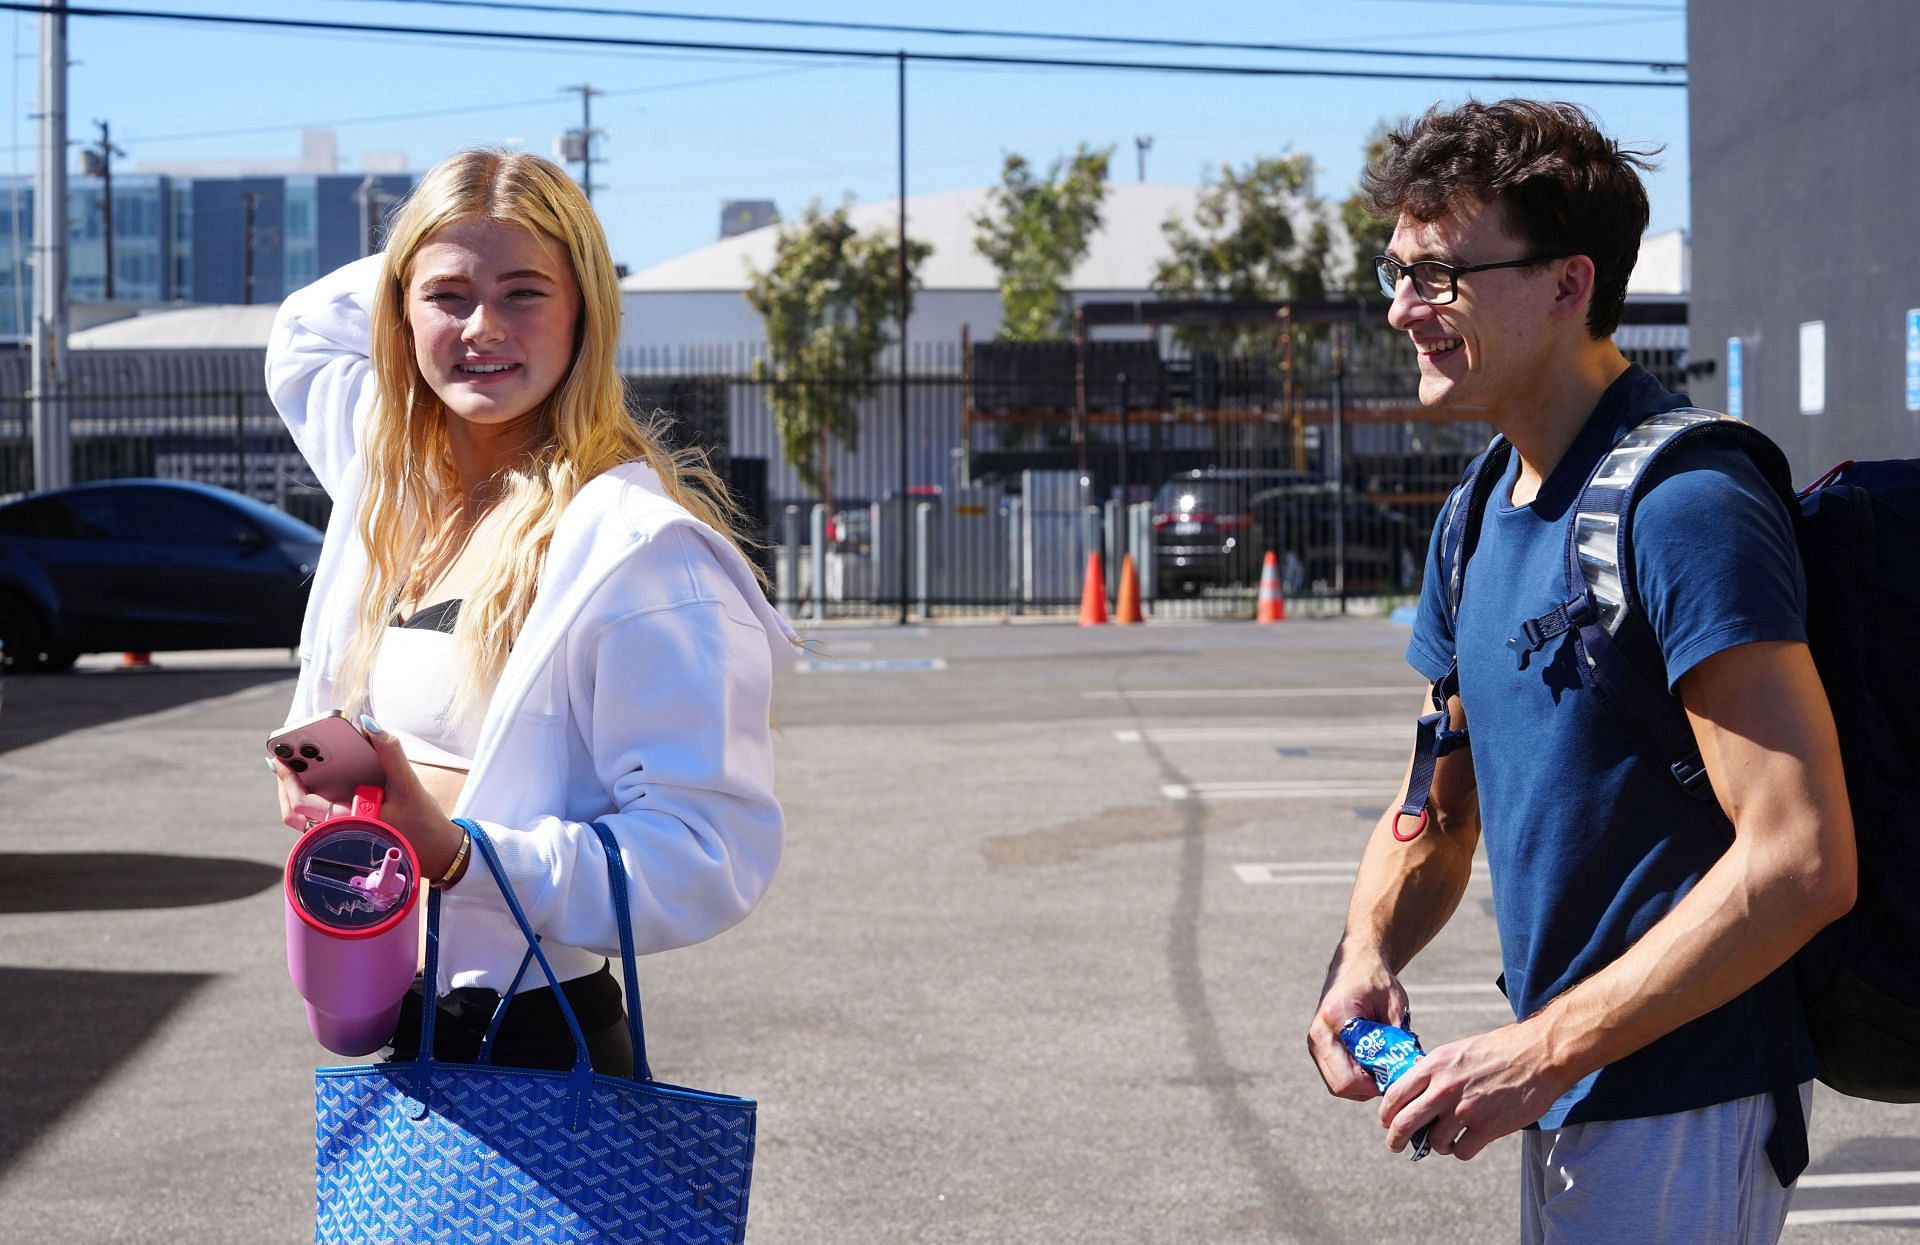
[
  {"x1": 1114, "y1": 553, "x2": 1143, "y2": 624},
  {"x1": 1256, "y1": 551, "x2": 1287, "y2": 623},
  {"x1": 1079, "y1": 551, "x2": 1110, "y2": 626}
]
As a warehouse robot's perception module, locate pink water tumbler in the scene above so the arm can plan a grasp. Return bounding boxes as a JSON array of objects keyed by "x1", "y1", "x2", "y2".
[{"x1": 284, "y1": 786, "x2": 422, "y2": 1056}]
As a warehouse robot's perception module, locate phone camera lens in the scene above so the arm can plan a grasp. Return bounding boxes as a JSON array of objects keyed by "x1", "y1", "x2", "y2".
[
  {"x1": 273, "y1": 744, "x2": 294, "y2": 759},
  {"x1": 288, "y1": 758, "x2": 309, "y2": 773},
  {"x1": 298, "y1": 744, "x2": 320, "y2": 759}
]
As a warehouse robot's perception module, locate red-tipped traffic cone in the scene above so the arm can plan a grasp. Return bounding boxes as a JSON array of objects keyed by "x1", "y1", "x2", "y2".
[
  {"x1": 1079, "y1": 552, "x2": 1110, "y2": 626},
  {"x1": 1256, "y1": 551, "x2": 1287, "y2": 623},
  {"x1": 1115, "y1": 553, "x2": 1143, "y2": 624}
]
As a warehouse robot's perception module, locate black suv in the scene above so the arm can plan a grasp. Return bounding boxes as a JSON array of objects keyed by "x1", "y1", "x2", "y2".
[{"x1": 1152, "y1": 470, "x2": 1312, "y2": 594}]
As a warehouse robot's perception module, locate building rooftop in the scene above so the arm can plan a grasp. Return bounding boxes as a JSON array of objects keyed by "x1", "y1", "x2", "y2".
[
  {"x1": 622, "y1": 182, "x2": 1236, "y2": 294},
  {"x1": 69, "y1": 303, "x2": 278, "y2": 349}
]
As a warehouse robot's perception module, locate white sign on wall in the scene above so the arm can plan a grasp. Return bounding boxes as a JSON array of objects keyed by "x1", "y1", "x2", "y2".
[
  {"x1": 1726, "y1": 337, "x2": 1744, "y2": 420},
  {"x1": 1799, "y1": 320, "x2": 1826, "y2": 416},
  {"x1": 1906, "y1": 309, "x2": 1920, "y2": 412}
]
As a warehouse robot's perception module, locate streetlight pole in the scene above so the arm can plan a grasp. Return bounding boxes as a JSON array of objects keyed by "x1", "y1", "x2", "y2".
[
  {"x1": 30, "y1": 0, "x2": 69, "y2": 492},
  {"x1": 896, "y1": 50, "x2": 909, "y2": 626}
]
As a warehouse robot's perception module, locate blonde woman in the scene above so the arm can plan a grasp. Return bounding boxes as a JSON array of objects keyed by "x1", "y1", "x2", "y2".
[{"x1": 266, "y1": 149, "x2": 795, "y2": 1073}]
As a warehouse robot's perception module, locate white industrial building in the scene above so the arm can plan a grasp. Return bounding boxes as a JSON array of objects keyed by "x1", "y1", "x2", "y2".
[{"x1": 617, "y1": 182, "x2": 1258, "y2": 368}]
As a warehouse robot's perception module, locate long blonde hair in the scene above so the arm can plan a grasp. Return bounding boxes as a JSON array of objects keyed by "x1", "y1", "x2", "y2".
[{"x1": 336, "y1": 148, "x2": 752, "y2": 723}]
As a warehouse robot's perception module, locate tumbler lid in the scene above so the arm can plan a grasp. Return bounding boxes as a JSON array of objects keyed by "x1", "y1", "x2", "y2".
[{"x1": 288, "y1": 822, "x2": 417, "y2": 934}]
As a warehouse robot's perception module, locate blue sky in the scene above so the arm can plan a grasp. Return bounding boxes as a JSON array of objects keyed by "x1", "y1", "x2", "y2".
[{"x1": 39, "y1": 0, "x2": 1689, "y2": 273}]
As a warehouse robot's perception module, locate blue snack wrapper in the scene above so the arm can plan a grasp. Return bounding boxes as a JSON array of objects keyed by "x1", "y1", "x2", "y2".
[{"x1": 1339, "y1": 1017, "x2": 1432, "y2": 1161}]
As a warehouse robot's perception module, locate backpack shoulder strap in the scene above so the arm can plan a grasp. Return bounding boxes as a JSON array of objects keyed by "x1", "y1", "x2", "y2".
[
  {"x1": 1394, "y1": 433, "x2": 1508, "y2": 840},
  {"x1": 1438, "y1": 433, "x2": 1516, "y2": 627},
  {"x1": 1512, "y1": 407, "x2": 1794, "y2": 799}
]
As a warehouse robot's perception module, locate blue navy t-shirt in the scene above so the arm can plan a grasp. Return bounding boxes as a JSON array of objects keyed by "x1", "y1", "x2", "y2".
[{"x1": 1406, "y1": 365, "x2": 1815, "y2": 1126}]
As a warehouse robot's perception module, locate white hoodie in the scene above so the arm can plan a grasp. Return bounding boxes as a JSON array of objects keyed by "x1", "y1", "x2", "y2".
[{"x1": 267, "y1": 255, "x2": 798, "y2": 993}]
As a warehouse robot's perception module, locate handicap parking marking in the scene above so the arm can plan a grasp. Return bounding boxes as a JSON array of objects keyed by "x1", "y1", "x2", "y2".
[
  {"x1": 1164, "y1": 779, "x2": 1401, "y2": 802},
  {"x1": 793, "y1": 657, "x2": 948, "y2": 674}
]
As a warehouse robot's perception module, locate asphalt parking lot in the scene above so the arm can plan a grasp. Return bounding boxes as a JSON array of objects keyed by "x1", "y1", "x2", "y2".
[{"x1": 0, "y1": 621, "x2": 1914, "y2": 1243}]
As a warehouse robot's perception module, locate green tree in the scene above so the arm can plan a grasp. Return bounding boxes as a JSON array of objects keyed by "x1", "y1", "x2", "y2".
[
  {"x1": 1152, "y1": 153, "x2": 1334, "y2": 353},
  {"x1": 972, "y1": 144, "x2": 1113, "y2": 340},
  {"x1": 744, "y1": 200, "x2": 931, "y2": 508},
  {"x1": 1340, "y1": 122, "x2": 1400, "y2": 300}
]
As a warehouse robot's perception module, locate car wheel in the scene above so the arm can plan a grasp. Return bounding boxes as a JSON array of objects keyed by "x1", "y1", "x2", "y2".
[{"x1": 0, "y1": 592, "x2": 75, "y2": 674}]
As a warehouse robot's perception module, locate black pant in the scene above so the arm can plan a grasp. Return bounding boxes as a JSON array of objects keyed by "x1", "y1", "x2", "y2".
[{"x1": 384, "y1": 959, "x2": 635, "y2": 1077}]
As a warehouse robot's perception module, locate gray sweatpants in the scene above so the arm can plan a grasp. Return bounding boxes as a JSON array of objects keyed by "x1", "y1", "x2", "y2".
[{"x1": 1520, "y1": 1083, "x2": 1813, "y2": 1244}]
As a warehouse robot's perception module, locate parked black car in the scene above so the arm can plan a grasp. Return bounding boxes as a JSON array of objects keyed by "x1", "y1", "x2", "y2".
[
  {"x1": 1152, "y1": 469, "x2": 1313, "y2": 594},
  {"x1": 1248, "y1": 483, "x2": 1419, "y2": 594},
  {"x1": 0, "y1": 479, "x2": 323, "y2": 672}
]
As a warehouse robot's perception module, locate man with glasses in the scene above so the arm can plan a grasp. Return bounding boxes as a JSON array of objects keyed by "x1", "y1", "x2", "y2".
[{"x1": 1306, "y1": 99, "x2": 1853, "y2": 1243}]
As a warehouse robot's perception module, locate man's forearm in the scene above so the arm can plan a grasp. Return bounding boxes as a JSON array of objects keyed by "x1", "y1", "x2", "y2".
[
  {"x1": 1525, "y1": 818, "x2": 1852, "y2": 1083},
  {"x1": 1339, "y1": 808, "x2": 1480, "y2": 975}
]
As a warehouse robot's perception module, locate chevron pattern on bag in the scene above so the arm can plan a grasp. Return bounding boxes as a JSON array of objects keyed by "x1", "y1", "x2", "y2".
[{"x1": 315, "y1": 1065, "x2": 754, "y2": 1244}]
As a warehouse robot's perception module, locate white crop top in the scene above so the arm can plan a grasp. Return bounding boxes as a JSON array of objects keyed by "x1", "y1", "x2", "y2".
[{"x1": 368, "y1": 599, "x2": 483, "y2": 769}]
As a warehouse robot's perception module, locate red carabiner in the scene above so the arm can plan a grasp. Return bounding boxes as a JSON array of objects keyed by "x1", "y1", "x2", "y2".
[{"x1": 1392, "y1": 808, "x2": 1430, "y2": 842}]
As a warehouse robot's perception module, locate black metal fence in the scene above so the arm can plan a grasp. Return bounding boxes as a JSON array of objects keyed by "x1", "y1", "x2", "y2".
[{"x1": 1, "y1": 308, "x2": 1690, "y2": 623}]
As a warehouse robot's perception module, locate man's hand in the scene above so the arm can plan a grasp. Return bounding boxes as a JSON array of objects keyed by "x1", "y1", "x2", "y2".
[
  {"x1": 1308, "y1": 951, "x2": 1411, "y2": 1101},
  {"x1": 1376, "y1": 1021, "x2": 1575, "y2": 1160}
]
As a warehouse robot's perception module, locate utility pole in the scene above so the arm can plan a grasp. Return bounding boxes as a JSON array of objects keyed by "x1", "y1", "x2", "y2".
[
  {"x1": 31, "y1": 0, "x2": 69, "y2": 492},
  {"x1": 559, "y1": 84, "x2": 603, "y2": 201},
  {"x1": 1134, "y1": 135, "x2": 1153, "y2": 182},
  {"x1": 80, "y1": 119, "x2": 123, "y2": 299},
  {"x1": 354, "y1": 174, "x2": 390, "y2": 256},
  {"x1": 241, "y1": 191, "x2": 259, "y2": 305}
]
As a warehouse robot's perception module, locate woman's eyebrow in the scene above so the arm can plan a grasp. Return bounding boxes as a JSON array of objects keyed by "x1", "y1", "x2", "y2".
[{"x1": 497, "y1": 268, "x2": 557, "y2": 282}]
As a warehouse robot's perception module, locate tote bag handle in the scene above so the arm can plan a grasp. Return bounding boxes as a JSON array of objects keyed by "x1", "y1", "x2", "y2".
[
  {"x1": 414, "y1": 821, "x2": 600, "y2": 1127},
  {"x1": 431, "y1": 820, "x2": 653, "y2": 1082}
]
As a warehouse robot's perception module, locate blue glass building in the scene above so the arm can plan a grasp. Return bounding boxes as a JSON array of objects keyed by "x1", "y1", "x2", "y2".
[{"x1": 0, "y1": 170, "x2": 416, "y2": 338}]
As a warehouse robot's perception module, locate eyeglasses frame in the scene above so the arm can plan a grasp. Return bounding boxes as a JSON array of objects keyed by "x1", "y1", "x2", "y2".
[{"x1": 1372, "y1": 253, "x2": 1573, "y2": 306}]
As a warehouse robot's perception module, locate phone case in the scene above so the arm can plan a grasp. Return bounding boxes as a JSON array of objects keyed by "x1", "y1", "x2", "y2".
[{"x1": 267, "y1": 711, "x2": 385, "y2": 805}]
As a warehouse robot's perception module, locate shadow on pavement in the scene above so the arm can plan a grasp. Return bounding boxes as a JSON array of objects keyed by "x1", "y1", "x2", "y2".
[
  {"x1": 0, "y1": 852, "x2": 282, "y2": 914},
  {"x1": 0, "y1": 664, "x2": 295, "y2": 756},
  {"x1": 0, "y1": 965, "x2": 214, "y2": 1180}
]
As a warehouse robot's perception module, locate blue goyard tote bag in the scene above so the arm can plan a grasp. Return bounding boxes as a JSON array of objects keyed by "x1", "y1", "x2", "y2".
[{"x1": 313, "y1": 820, "x2": 756, "y2": 1244}]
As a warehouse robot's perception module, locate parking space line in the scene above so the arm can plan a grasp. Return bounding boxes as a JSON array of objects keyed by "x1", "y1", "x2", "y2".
[
  {"x1": 794, "y1": 657, "x2": 947, "y2": 673},
  {"x1": 1407, "y1": 1001, "x2": 1517, "y2": 1015},
  {"x1": 1117, "y1": 724, "x2": 1405, "y2": 744},
  {"x1": 1798, "y1": 1171, "x2": 1920, "y2": 1189},
  {"x1": 1166, "y1": 780, "x2": 1401, "y2": 801},
  {"x1": 1787, "y1": 1206, "x2": 1920, "y2": 1226},
  {"x1": 1233, "y1": 862, "x2": 1489, "y2": 884},
  {"x1": 1088, "y1": 687, "x2": 1410, "y2": 701}
]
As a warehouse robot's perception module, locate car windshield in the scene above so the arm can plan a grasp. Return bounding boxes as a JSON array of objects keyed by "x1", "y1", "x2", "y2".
[{"x1": 218, "y1": 490, "x2": 324, "y2": 543}]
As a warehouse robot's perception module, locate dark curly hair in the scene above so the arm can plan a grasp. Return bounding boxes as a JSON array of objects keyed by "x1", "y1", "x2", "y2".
[{"x1": 1363, "y1": 99, "x2": 1660, "y2": 339}]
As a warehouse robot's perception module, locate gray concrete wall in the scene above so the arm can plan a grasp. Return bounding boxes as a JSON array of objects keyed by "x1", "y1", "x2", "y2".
[{"x1": 1688, "y1": 0, "x2": 1920, "y2": 475}]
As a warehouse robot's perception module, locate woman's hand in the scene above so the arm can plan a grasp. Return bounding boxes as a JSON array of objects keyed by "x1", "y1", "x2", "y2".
[{"x1": 270, "y1": 715, "x2": 471, "y2": 885}]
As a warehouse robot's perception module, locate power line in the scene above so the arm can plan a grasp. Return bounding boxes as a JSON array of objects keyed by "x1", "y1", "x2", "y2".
[
  {"x1": 319, "y1": 0, "x2": 1686, "y2": 72},
  {"x1": 0, "y1": 3, "x2": 1687, "y2": 89},
  {"x1": 8, "y1": 59, "x2": 845, "y2": 157}
]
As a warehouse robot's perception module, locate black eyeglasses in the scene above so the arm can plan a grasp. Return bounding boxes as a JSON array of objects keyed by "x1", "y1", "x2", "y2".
[{"x1": 1373, "y1": 253, "x2": 1570, "y2": 305}]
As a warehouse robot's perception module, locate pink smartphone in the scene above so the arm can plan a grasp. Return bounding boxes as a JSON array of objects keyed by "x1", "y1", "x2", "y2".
[{"x1": 266, "y1": 711, "x2": 384, "y2": 805}]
